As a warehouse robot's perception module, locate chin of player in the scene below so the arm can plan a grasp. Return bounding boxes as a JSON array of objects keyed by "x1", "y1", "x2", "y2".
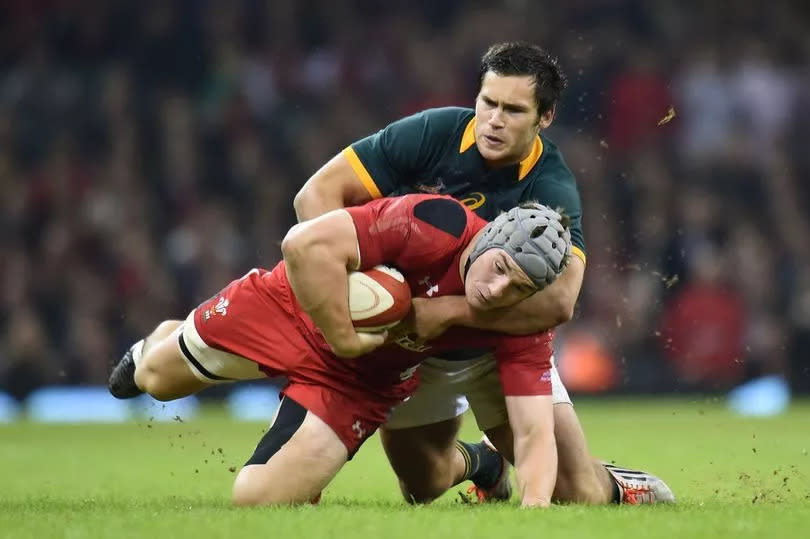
[
  {"x1": 477, "y1": 142, "x2": 517, "y2": 165},
  {"x1": 476, "y1": 143, "x2": 501, "y2": 161}
]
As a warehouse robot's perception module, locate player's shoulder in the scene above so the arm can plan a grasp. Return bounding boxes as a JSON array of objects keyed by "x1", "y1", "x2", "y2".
[
  {"x1": 410, "y1": 195, "x2": 472, "y2": 239},
  {"x1": 376, "y1": 108, "x2": 473, "y2": 157},
  {"x1": 414, "y1": 106, "x2": 474, "y2": 122},
  {"x1": 401, "y1": 107, "x2": 474, "y2": 133},
  {"x1": 378, "y1": 195, "x2": 478, "y2": 271},
  {"x1": 526, "y1": 133, "x2": 576, "y2": 184},
  {"x1": 374, "y1": 194, "x2": 476, "y2": 240}
]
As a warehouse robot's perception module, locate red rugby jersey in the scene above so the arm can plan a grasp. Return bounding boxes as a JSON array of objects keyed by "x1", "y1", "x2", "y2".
[{"x1": 342, "y1": 194, "x2": 554, "y2": 397}]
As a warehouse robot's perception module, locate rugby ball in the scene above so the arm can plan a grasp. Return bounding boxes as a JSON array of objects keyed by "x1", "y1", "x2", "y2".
[{"x1": 348, "y1": 265, "x2": 412, "y2": 332}]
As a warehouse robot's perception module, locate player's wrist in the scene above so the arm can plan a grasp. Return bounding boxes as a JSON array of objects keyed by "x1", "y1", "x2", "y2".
[{"x1": 322, "y1": 324, "x2": 361, "y2": 357}]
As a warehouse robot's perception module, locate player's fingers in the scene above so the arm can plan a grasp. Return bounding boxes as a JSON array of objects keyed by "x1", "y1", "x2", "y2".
[{"x1": 355, "y1": 330, "x2": 387, "y2": 353}]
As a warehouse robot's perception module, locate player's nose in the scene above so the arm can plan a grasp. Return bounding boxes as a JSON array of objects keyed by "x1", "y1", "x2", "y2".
[
  {"x1": 489, "y1": 276, "x2": 511, "y2": 298},
  {"x1": 488, "y1": 108, "x2": 505, "y2": 128}
]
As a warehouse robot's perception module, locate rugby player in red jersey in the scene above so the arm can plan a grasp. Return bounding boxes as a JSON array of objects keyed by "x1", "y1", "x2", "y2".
[{"x1": 109, "y1": 194, "x2": 570, "y2": 507}]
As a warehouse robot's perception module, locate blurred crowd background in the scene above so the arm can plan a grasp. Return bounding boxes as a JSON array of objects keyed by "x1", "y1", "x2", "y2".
[{"x1": 2, "y1": 0, "x2": 809, "y2": 403}]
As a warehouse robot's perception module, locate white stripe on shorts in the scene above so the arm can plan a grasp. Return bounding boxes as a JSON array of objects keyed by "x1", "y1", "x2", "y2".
[{"x1": 179, "y1": 310, "x2": 268, "y2": 383}]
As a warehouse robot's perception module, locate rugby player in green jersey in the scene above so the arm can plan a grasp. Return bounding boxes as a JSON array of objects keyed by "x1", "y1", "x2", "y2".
[{"x1": 294, "y1": 42, "x2": 674, "y2": 505}]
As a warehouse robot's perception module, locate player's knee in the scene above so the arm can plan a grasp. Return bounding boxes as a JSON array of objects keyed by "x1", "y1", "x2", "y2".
[
  {"x1": 231, "y1": 470, "x2": 253, "y2": 506},
  {"x1": 397, "y1": 479, "x2": 428, "y2": 504},
  {"x1": 399, "y1": 482, "x2": 442, "y2": 504},
  {"x1": 232, "y1": 467, "x2": 287, "y2": 506},
  {"x1": 398, "y1": 457, "x2": 455, "y2": 504},
  {"x1": 231, "y1": 467, "x2": 271, "y2": 506}
]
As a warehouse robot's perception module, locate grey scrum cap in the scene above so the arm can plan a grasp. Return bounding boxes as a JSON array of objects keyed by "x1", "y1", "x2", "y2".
[{"x1": 468, "y1": 203, "x2": 571, "y2": 290}]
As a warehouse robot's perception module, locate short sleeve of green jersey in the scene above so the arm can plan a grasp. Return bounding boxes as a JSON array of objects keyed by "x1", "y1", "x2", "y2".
[
  {"x1": 344, "y1": 107, "x2": 471, "y2": 198},
  {"x1": 526, "y1": 148, "x2": 587, "y2": 265}
]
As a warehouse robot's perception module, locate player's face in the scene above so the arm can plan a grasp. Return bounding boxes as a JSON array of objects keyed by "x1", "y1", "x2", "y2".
[
  {"x1": 474, "y1": 72, "x2": 548, "y2": 166},
  {"x1": 464, "y1": 248, "x2": 537, "y2": 310}
]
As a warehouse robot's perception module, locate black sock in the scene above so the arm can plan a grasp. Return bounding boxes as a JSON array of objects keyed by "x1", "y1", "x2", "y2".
[{"x1": 455, "y1": 440, "x2": 503, "y2": 489}]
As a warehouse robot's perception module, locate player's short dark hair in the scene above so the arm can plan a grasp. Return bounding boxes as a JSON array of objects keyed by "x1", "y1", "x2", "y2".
[{"x1": 478, "y1": 42, "x2": 568, "y2": 117}]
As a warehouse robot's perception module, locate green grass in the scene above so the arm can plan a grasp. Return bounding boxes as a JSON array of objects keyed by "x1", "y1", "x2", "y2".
[{"x1": 1, "y1": 398, "x2": 809, "y2": 538}]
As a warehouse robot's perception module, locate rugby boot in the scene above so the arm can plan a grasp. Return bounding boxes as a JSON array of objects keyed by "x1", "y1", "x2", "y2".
[
  {"x1": 108, "y1": 345, "x2": 143, "y2": 399},
  {"x1": 604, "y1": 463, "x2": 676, "y2": 504},
  {"x1": 464, "y1": 435, "x2": 512, "y2": 503}
]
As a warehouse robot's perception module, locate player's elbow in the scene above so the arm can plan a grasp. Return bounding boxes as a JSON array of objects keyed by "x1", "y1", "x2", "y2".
[
  {"x1": 281, "y1": 224, "x2": 306, "y2": 261},
  {"x1": 292, "y1": 186, "x2": 313, "y2": 219},
  {"x1": 294, "y1": 178, "x2": 342, "y2": 222},
  {"x1": 553, "y1": 295, "x2": 575, "y2": 325},
  {"x1": 281, "y1": 222, "x2": 323, "y2": 264},
  {"x1": 548, "y1": 284, "x2": 577, "y2": 325},
  {"x1": 531, "y1": 290, "x2": 574, "y2": 329}
]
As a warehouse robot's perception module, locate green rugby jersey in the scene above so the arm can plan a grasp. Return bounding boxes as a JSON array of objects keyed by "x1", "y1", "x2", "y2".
[{"x1": 345, "y1": 107, "x2": 586, "y2": 265}]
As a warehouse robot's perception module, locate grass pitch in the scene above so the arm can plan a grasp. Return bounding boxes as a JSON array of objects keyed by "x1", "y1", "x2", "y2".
[{"x1": 1, "y1": 397, "x2": 808, "y2": 539}]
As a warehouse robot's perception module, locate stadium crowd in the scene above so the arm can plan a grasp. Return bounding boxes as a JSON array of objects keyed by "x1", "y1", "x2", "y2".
[{"x1": 1, "y1": 0, "x2": 809, "y2": 400}]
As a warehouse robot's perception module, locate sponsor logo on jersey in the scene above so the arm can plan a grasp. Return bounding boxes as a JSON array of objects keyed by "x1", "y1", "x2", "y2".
[
  {"x1": 215, "y1": 296, "x2": 229, "y2": 315},
  {"x1": 351, "y1": 420, "x2": 366, "y2": 439},
  {"x1": 418, "y1": 275, "x2": 438, "y2": 297},
  {"x1": 459, "y1": 192, "x2": 486, "y2": 210},
  {"x1": 202, "y1": 296, "x2": 229, "y2": 322},
  {"x1": 415, "y1": 178, "x2": 446, "y2": 194}
]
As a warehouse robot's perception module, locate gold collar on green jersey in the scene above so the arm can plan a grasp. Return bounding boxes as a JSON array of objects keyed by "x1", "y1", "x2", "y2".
[{"x1": 458, "y1": 118, "x2": 544, "y2": 181}]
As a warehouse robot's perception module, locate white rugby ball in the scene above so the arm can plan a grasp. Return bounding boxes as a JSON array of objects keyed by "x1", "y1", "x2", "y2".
[{"x1": 348, "y1": 265, "x2": 412, "y2": 332}]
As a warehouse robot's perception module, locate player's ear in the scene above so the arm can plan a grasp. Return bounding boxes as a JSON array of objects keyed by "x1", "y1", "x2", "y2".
[{"x1": 538, "y1": 106, "x2": 555, "y2": 130}]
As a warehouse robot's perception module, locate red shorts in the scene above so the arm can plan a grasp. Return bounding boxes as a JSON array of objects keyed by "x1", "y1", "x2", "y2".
[{"x1": 186, "y1": 267, "x2": 413, "y2": 455}]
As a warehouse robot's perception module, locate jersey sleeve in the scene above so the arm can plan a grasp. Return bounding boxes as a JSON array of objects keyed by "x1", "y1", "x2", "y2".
[
  {"x1": 494, "y1": 331, "x2": 554, "y2": 396},
  {"x1": 345, "y1": 195, "x2": 471, "y2": 272},
  {"x1": 343, "y1": 108, "x2": 468, "y2": 198},
  {"x1": 527, "y1": 144, "x2": 586, "y2": 265}
]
